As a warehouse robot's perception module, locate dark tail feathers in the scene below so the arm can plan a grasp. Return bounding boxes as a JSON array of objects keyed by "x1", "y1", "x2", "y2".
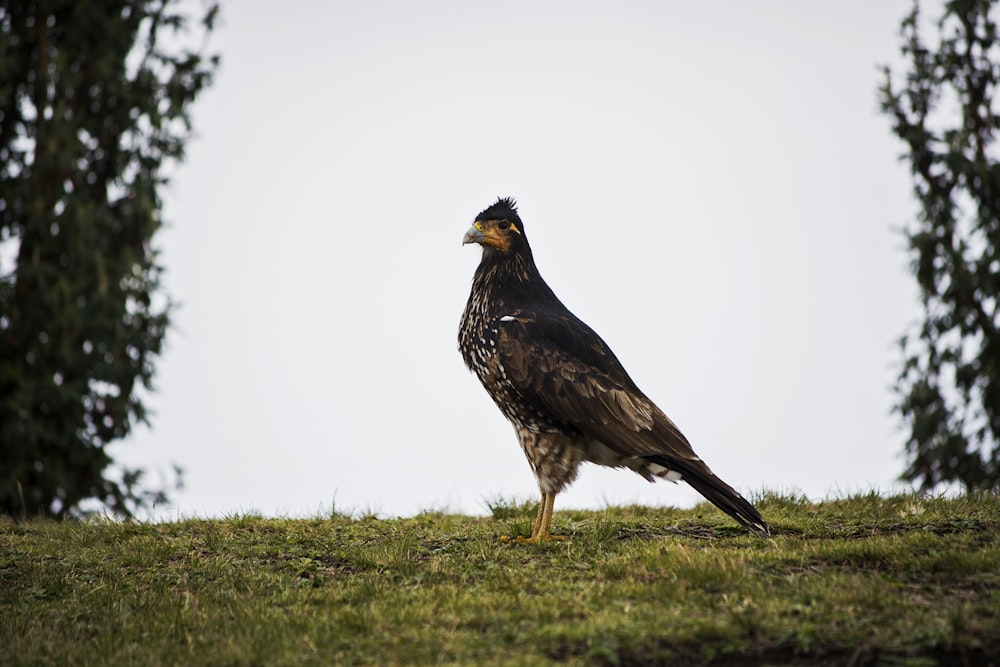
[{"x1": 654, "y1": 457, "x2": 770, "y2": 534}]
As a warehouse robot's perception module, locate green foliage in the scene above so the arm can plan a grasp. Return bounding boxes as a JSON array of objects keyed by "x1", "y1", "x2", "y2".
[
  {"x1": 881, "y1": 0, "x2": 1000, "y2": 491},
  {"x1": 0, "y1": 1, "x2": 218, "y2": 518},
  {"x1": 1, "y1": 495, "x2": 999, "y2": 665}
]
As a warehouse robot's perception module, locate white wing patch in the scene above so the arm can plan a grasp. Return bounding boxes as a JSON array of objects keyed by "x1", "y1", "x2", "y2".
[
  {"x1": 648, "y1": 462, "x2": 683, "y2": 482},
  {"x1": 499, "y1": 315, "x2": 517, "y2": 322}
]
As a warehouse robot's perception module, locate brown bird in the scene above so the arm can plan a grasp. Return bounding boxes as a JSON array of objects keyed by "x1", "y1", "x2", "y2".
[{"x1": 458, "y1": 197, "x2": 769, "y2": 541}]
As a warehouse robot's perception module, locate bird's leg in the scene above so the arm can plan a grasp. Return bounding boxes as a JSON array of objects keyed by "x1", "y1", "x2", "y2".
[
  {"x1": 515, "y1": 492, "x2": 564, "y2": 543},
  {"x1": 529, "y1": 495, "x2": 546, "y2": 539},
  {"x1": 500, "y1": 492, "x2": 565, "y2": 543},
  {"x1": 501, "y1": 493, "x2": 546, "y2": 543},
  {"x1": 537, "y1": 492, "x2": 563, "y2": 541}
]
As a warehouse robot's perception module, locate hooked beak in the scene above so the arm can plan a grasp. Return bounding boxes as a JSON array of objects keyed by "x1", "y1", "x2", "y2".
[{"x1": 462, "y1": 225, "x2": 486, "y2": 245}]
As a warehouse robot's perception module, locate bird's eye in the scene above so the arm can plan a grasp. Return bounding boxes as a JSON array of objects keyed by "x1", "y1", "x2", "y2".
[{"x1": 498, "y1": 220, "x2": 510, "y2": 231}]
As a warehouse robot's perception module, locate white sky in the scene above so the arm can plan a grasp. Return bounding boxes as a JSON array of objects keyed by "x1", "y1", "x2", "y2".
[{"x1": 112, "y1": 1, "x2": 935, "y2": 520}]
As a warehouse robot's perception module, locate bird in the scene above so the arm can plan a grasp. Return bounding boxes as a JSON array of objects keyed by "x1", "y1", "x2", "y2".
[{"x1": 458, "y1": 197, "x2": 769, "y2": 541}]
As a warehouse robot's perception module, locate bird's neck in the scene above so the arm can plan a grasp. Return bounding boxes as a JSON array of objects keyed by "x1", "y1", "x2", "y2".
[{"x1": 473, "y1": 247, "x2": 554, "y2": 309}]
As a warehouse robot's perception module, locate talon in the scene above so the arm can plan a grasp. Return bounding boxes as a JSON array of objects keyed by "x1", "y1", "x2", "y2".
[
  {"x1": 499, "y1": 534, "x2": 562, "y2": 544},
  {"x1": 511, "y1": 534, "x2": 565, "y2": 544},
  {"x1": 498, "y1": 493, "x2": 565, "y2": 544}
]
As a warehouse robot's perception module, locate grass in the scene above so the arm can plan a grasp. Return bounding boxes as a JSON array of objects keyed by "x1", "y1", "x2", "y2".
[{"x1": 2, "y1": 492, "x2": 999, "y2": 666}]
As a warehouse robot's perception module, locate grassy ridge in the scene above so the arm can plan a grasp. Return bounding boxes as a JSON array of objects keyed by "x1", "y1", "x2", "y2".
[{"x1": 2, "y1": 493, "x2": 999, "y2": 666}]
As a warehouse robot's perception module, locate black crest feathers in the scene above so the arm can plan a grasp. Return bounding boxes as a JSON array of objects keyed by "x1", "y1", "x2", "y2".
[{"x1": 476, "y1": 197, "x2": 521, "y2": 226}]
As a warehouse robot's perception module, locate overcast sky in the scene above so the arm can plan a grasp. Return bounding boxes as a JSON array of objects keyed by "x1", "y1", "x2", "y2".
[{"x1": 113, "y1": 1, "x2": 936, "y2": 520}]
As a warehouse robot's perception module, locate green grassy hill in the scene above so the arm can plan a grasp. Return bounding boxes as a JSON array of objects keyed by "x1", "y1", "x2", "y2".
[{"x1": 2, "y1": 493, "x2": 999, "y2": 666}]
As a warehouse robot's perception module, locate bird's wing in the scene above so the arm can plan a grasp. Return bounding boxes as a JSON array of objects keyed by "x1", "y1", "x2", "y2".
[
  {"x1": 498, "y1": 308, "x2": 770, "y2": 534},
  {"x1": 496, "y1": 310, "x2": 700, "y2": 462}
]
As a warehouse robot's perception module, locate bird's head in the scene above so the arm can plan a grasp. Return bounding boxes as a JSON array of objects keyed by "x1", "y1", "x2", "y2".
[{"x1": 462, "y1": 197, "x2": 527, "y2": 254}]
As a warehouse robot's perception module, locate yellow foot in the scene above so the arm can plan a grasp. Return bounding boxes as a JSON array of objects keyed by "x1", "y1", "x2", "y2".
[
  {"x1": 500, "y1": 534, "x2": 566, "y2": 543},
  {"x1": 499, "y1": 492, "x2": 564, "y2": 543}
]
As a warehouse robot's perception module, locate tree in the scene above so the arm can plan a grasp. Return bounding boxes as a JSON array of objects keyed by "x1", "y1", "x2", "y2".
[
  {"x1": 0, "y1": 1, "x2": 219, "y2": 518},
  {"x1": 881, "y1": 0, "x2": 1000, "y2": 491}
]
